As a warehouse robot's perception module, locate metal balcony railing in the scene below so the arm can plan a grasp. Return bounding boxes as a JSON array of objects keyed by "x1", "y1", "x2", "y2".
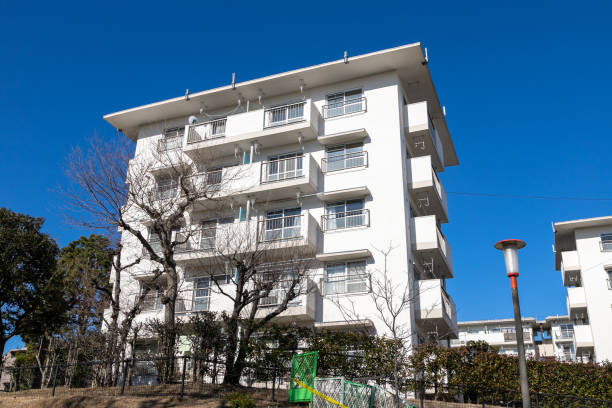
[
  {"x1": 174, "y1": 227, "x2": 217, "y2": 253},
  {"x1": 322, "y1": 209, "x2": 370, "y2": 232},
  {"x1": 323, "y1": 97, "x2": 367, "y2": 119},
  {"x1": 600, "y1": 239, "x2": 612, "y2": 252},
  {"x1": 321, "y1": 151, "x2": 368, "y2": 173},
  {"x1": 260, "y1": 155, "x2": 304, "y2": 183},
  {"x1": 155, "y1": 183, "x2": 178, "y2": 201},
  {"x1": 259, "y1": 281, "x2": 301, "y2": 307},
  {"x1": 157, "y1": 136, "x2": 183, "y2": 152},
  {"x1": 324, "y1": 273, "x2": 370, "y2": 295},
  {"x1": 258, "y1": 214, "x2": 303, "y2": 242},
  {"x1": 186, "y1": 118, "x2": 227, "y2": 144},
  {"x1": 556, "y1": 331, "x2": 574, "y2": 340},
  {"x1": 264, "y1": 101, "x2": 305, "y2": 128}
]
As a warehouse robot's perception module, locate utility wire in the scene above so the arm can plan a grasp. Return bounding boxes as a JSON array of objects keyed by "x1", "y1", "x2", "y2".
[{"x1": 446, "y1": 191, "x2": 612, "y2": 202}]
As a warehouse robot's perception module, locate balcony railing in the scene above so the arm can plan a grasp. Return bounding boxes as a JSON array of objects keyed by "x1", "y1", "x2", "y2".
[
  {"x1": 322, "y1": 209, "x2": 370, "y2": 232},
  {"x1": 260, "y1": 155, "x2": 304, "y2": 183},
  {"x1": 600, "y1": 239, "x2": 612, "y2": 252},
  {"x1": 324, "y1": 273, "x2": 370, "y2": 295},
  {"x1": 323, "y1": 97, "x2": 367, "y2": 119},
  {"x1": 258, "y1": 214, "x2": 303, "y2": 242},
  {"x1": 321, "y1": 151, "x2": 368, "y2": 173},
  {"x1": 174, "y1": 227, "x2": 217, "y2": 253},
  {"x1": 186, "y1": 118, "x2": 227, "y2": 144},
  {"x1": 259, "y1": 280, "x2": 300, "y2": 307},
  {"x1": 556, "y1": 331, "x2": 574, "y2": 340},
  {"x1": 264, "y1": 101, "x2": 306, "y2": 128},
  {"x1": 155, "y1": 184, "x2": 178, "y2": 201},
  {"x1": 157, "y1": 136, "x2": 183, "y2": 152}
]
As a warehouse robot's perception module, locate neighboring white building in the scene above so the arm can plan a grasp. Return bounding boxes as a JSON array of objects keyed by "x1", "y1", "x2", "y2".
[
  {"x1": 102, "y1": 43, "x2": 460, "y2": 348},
  {"x1": 553, "y1": 216, "x2": 612, "y2": 363},
  {"x1": 450, "y1": 318, "x2": 539, "y2": 358},
  {"x1": 544, "y1": 315, "x2": 576, "y2": 362}
]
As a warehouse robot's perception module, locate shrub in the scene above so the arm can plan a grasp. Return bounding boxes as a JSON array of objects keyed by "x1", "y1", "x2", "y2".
[{"x1": 228, "y1": 391, "x2": 257, "y2": 408}]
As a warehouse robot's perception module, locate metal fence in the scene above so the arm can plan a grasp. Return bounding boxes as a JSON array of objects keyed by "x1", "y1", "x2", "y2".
[{"x1": 2, "y1": 358, "x2": 611, "y2": 407}]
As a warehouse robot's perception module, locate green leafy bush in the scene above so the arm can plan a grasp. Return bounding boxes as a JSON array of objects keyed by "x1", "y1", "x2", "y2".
[{"x1": 228, "y1": 391, "x2": 256, "y2": 408}]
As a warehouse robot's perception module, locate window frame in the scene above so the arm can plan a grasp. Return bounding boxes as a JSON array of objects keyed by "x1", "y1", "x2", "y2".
[
  {"x1": 601, "y1": 233, "x2": 612, "y2": 252},
  {"x1": 324, "y1": 260, "x2": 368, "y2": 295},
  {"x1": 324, "y1": 142, "x2": 366, "y2": 172},
  {"x1": 323, "y1": 199, "x2": 367, "y2": 231},
  {"x1": 324, "y1": 88, "x2": 365, "y2": 119}
]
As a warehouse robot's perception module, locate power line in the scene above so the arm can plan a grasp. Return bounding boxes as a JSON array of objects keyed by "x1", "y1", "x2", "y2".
[{"x1": 446, "y1": 191, "x2": 612, "y2": 202}]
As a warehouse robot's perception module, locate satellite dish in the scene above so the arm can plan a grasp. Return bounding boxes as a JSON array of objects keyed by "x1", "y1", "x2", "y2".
[{"x1": 188, "y1": 115, "x2": 198, "y2": 125}]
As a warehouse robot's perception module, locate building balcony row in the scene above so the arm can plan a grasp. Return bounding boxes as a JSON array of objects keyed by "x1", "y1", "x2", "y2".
[{"x1": 415, "y1": 279, "x2": 458, "y2": 339}]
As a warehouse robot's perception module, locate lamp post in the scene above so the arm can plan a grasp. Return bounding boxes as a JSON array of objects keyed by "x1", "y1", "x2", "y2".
[{"x1": 494, "y1": 239, "x2": 531, "y2": 408}]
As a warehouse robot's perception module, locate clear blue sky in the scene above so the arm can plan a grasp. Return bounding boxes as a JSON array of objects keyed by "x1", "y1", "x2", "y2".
[{"x1": 2, "y1": 1, "x2": 611, "y2": 352}]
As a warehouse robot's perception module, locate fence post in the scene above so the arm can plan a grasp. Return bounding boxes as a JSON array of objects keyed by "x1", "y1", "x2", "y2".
[
  {"x1": 120, "y1": 359, "x2": 129, "y2": 395},
  {"x1": 180, "y1": 356, "x2": 187, "y2": 399},
  {"x1": 480, "y1": 389, "x2": 485, "y2": 408},
  {"x1": 51, "y1": 363, "x2": 59, "y2": 397},
  {"x1": 534, "y1": 392, "x2": 539, "y2": 408},
  {"x1": 419, "y1": 381, "x2": 424, "y2": 408},
  {"x1": 271, "y1": 367, "x2": 277, "y2": 402}
]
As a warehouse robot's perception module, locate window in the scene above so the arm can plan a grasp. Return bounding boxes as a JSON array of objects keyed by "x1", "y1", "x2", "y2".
[
  {"x1": 265, "y1": 101, "x2": 305, "y2": 127},
  {"x1": 193, "y1": 277, "x2": 210, "y2": 311},
  {"x1": 159, "y1": 127, "x2": 184, "y2": 151},
  {"x1": 325, "y1": 143, "x2": 365, "y2": 172},
  {"x1": 156, "y1": 177, "x2": 178, "y2": 200},
  {"x1": 140, "y1": 283, "x2": 163, "y2": 311},
  {"x1": 195, "y1": 218, "x2": 233, "y2": 250},
  {"x1": 263, "y1": 208, "x2": 301, "y2": 241},
  {"x1": 607, "y1": 270, "x2": 612, "y2": 290},
  {"x1": 259, "y1": 265, "x2": 300, "y2": 307},
  {"x1": 324, "y1": 200, "x2": 367, "y2": 231},
  {"x1": 601, "y1": 233, "x2": 612, "y2": 251},
  {"x1": 325, "y1": 89, "x2": 364, "y2": 118},
  {"x1": 146, "y1": 229, "x2": 162, "y2": 256},
  {"x1": 325, "y1": 260, "x2": 368, "y2": 295},
  {"x1": 559, "y1": 323, "x2": 574, "y2": 339},
  {"x1": 265, "y1": 152, "x2": 303, "y2": 182}
]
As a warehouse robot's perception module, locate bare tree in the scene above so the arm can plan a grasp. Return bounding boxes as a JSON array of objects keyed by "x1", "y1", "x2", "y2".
[
  {"x1": 185, "y1": 212, "x2": 317, "y2": 385},
  {"x1": 327, "y1": 243, "x2": 454, "y2": 403}
]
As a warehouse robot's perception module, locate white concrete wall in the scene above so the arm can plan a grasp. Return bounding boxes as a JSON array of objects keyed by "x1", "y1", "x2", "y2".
[
  {"x1": 572, "y1": 225, "x2": 612, "y2": 362},
  {"x1": 107, "y1": 70, "x2": 456, "y2": 346}
]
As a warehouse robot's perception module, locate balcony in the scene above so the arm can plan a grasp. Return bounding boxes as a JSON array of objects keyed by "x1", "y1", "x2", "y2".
[
  {"x1": 251, "y1": 153, "x2": 319, "y2": 201},
  {"x1": 183, "y1": 100, "x2": 320, "y2": 159},
  {"x1": 404, "y1": 101, "x2": 444, "y2": 170},
  {"x1": 257, "y1": 212, "x2": 319, "y2": 255},
  {"x1": 566, "y1": 287, "x2": 588, "y2": 321},
  {"x1": 410, "y1": 215, "x2": 453, "y2": 278},
  {"x1": 323, "y1": 97, "x2": 367, "y2": 119},
  {"x1": 406, "y1": 155, "x2": 448, "y2": 223},
  {"x1": 253, "y1": 279, "x2": 317, "y2": 323},
  {"x1": 554, "y1": 330, "x2": 574, "y2": 342},
  {"x1": 561, "y1": 250, "x2": 581, "y2": 286},
  {"x1": 573, "y1": 324, "x2": 594, "y2": 353},
  {"x1": 415, "y1": 279, "x2": 458, "y2": 338}
]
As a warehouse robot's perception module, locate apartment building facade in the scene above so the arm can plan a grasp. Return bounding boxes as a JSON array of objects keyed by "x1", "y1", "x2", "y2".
[
  {"x1": 554, "y1": 216, "x2": 612, "y2": 363},
  {"x1": 450, "y1": 318, "x2": 539, "y2": 358},
  {"x1": 103, "y1": 44, "x2": 459, "y2": 348},
  {"x1": 450, "y1": 316, "x2": 580, "y2": 362}
]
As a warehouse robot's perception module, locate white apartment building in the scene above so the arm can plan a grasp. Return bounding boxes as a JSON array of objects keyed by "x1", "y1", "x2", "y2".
[
  {"x1": 544, "y1": 315, "x2": 576, "y2": 362},
  {"x1": 553, "y1": 216, "x2": 612, "y2": 363},
  {"x1": 103, "y1": 43, "x2": 459, "y2": 348},
  {"x1": 450, "y1": 318, "x2": 539, "y2": 358}
]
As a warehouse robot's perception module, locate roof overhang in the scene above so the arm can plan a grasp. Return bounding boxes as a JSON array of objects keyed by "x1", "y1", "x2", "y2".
[
  {"x1": 103, "y1": 43, "x2": 458, "y2": 167},
  {"x1": 553, "y1": 215, "x2": 612, "y2": 269}
]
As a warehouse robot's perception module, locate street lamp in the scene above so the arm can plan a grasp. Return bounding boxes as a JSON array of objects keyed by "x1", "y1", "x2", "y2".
[{"x1": 494, "y1": 239, "x2": 531, "y2": 408}]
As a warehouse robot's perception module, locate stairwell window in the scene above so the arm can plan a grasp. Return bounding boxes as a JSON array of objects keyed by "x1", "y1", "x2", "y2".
[
  {"x1": 140, "y1": 283, "x2": 163, "y2": 311},
  {"x1": 324, "y1": 200, "x2": 367, "y2": 231},
  {"x1": 325, "y1": 89, "x2": 364, "y2": 118},
  {"x1": 325, "y1": 260, "x2": 368, "y2": 295},
  {"x1": 600, "y1": 233, "x2": 612, "y2": 251},
  {"x1": 193, "y1": 277, "x2": 211, "y2": 311},
  {"x1": 325, "y1": 143, "x2": 365, "y2": 172}
]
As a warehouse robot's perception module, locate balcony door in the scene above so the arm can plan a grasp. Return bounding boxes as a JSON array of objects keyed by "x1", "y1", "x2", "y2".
[{"x1": 325, "y1": 200, "x2": 365, "y2": 230}]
